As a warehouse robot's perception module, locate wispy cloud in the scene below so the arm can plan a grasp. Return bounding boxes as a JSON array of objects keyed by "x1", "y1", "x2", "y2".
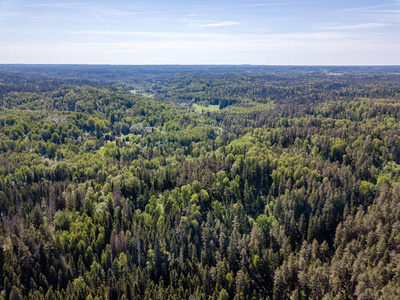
[
  {"x1": 100, "y1": 3, "x2": 228, "y2": 17},
  {"x1": 1, "y1": 0, "x2": 400, "y2": 64},
  {"x1": 31, "y1": 30, "x2": 400, "y2": 53},
  {"x1": 93, "y1": 13, "x2": 106, "y2": 24},
  {"x1": 2, "y1": 28, "x2": 400, "y2": 65},
  {"x1": 75, "y1": 30, "x2": 223, "y2": 40},
  {"x1": 334, "y1": 3, "x2": 400, "y2": 13},
  {"x1": 367, "y1": 10, "x2": 400, "y2": 14},
  {"x1": 323, "y1": 23, "x2": 389, "y2": 30},
  {"x1": 242, "y1": 2, "x2": 302, "y2": 8},
  {"x1": 5, "y1": 3, "x2": 87, "y2": 9},
  {"x1": 103, "y1": 9, "x2": 183, "y2": 16},
  {"x1": 73, "y1": 29, "x2": 371, "y2": 44},
  {"x1": 193, "y1": 21, "x2": 240, "y2": 28}
]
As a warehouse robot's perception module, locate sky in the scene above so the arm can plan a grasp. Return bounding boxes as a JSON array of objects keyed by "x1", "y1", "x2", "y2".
[{"x1": 0, "y1": 0, "x2": 400, "y2": 65}]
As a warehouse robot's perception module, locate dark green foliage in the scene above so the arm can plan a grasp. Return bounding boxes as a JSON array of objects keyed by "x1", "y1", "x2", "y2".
[{"x1": 1, "y1": 66, "x2": 400, "y2": 299}]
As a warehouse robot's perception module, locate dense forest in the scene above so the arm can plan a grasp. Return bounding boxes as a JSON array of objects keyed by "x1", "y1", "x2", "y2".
[{"x1": 1, "y1": 65, "x2": 400, "y2": 299}]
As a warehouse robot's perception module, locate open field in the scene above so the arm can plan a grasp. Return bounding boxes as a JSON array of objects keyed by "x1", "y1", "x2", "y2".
[{"x1": 192, "y1": 103, "x2": 221, "y2": 112}]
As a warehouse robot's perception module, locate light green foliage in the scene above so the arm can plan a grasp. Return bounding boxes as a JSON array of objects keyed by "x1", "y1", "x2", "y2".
[
  {"x1": 219, "y1": 289, "x2": 229, "y2": 300},
  {"x1": 359, "y1": 180, "x2": 375, "y2": 196},
  {"x1": 2, "y1": 67, "x2": 400, "y2": 300},
  {"x1": 193, "y1": 103, "x2": 220, "y2": 112}
]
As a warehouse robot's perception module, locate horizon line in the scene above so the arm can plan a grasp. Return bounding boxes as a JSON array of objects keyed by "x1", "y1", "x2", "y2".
[{"x1": 0, "y1": 63, "x2": 400, "y2": 67}]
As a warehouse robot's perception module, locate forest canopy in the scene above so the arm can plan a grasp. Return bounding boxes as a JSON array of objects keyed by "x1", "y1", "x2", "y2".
[{"x1": 0, "y1": 65, "x2": 400, "y2": 299}]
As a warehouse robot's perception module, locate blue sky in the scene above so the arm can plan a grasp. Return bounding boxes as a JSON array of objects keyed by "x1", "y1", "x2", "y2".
[{"x1": 0, "y1": 0, "x2": 399, "y2": 64}]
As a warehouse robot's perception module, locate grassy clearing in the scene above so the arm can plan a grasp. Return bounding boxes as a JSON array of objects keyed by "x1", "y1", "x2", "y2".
[
  {"x1": 193, "y1": 103, "x2": 221, "y2": 112},
  {"x1": 130, "y1": 90, "x2": 154, "y2": 98}
]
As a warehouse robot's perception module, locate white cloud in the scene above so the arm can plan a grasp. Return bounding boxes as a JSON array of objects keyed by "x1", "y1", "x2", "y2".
[
  {"x1": 1, "y1": 1, "x2": 400, "y2": 64},
  {"x1": 323, "y1": 23, "x2": 389, "y2": 30},
  {"x1": 5, "y1": 3, "x2": 88, "y2": 9},
  {"x1": 103, "y1": 9, "x2": 183, "y2": 16},
  {"x1": 193, "y1": 21, "x2": 240, "y2": 28},
  {"x1": 367, "y1": 10, "x2": 400, "y2": 14},
  {"x1": 242, "y1": 2, "x2": 302, "y2": 8},
  {"x1": 73, "y1": 28, "x2": 393, "y2": 45},
  {"x1": 76, "y1": 30, "x2": 222, "y2": 40},
  {"x1": 2, "y1": 32, "x2": 400, "y2": 65},
  {"x1": 93, "y1": 13, "x2": 105, "y2": 24},
  {"x1": 334, "y1": 3, "x2": 399, "y2": 13}
]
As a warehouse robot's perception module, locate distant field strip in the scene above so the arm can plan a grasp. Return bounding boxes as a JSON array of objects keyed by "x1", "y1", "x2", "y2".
[{"x1": 192, "y1": 103, "x2": 220, "y2": 112}]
